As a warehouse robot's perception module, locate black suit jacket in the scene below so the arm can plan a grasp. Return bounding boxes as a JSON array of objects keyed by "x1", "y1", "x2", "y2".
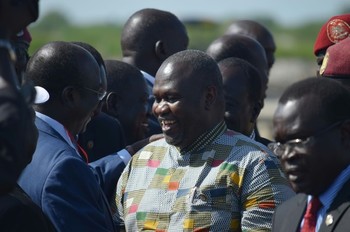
[
  {"x1": 79, "y1": 112, "x2": 126, "y2": 162},
  {"x1": 272, "y1": 179, "x2": 350, "y2": 232},
  {"x1": 0, "y1": 185, "x2": 55, "y2": 232}
]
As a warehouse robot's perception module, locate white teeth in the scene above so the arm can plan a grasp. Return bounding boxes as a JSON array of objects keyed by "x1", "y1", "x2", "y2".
[{"x1": 162, "y1": 120, "x2": 175, "y2": 126}]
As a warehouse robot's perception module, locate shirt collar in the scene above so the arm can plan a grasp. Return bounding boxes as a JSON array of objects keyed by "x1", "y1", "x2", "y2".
[
  {"x1": 317, "y1": 164, "x2": 350, "y2": 210},
  {"x1": 177, "y1": 121, "x2": 227, "y2": 154},
  {"x1": 35, "y1": 111, "x2": 79, "y2": 154},
  {"x1": 250, "y1": 130, "x2": 256, "y2": 140},
  {"x1": 141, "y1": 70, "x2": 155, "y2": 85}
]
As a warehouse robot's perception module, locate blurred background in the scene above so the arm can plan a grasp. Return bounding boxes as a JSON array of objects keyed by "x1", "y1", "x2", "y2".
[{"x1": 29, "y1": 0, "x2": 350, "y2": 140}]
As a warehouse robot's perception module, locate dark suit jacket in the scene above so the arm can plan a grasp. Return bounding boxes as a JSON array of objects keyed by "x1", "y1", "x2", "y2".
[
  {"x1": 272, "y1": 179, "x2": 350, "y2": 232},
  {"x1": 0, "y1": 185, "x2": 55, "y2": 232},
  {"x1": 18, "y1": 117, "x2": 126, "y2": 232},
  {"x1": 0, "y1": 87, "x2": 33, "y2": 187},
  {"x1": 79, "y1": 112, "x2": 126, "y2": 162}
]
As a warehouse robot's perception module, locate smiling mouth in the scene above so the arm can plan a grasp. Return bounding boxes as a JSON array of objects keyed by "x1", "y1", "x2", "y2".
[{"x1": 160, "y1": 120, "x2": 176, "y2": 131}]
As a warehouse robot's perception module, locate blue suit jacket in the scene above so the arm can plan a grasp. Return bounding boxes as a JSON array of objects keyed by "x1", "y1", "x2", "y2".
[{"x1": 18, "y1": 117, "x2": 126, "y2": 232}]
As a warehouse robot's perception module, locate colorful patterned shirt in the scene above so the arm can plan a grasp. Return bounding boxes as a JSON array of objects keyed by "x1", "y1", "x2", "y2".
[{"x1": 114, "y1": 121, "x2": 294, "y2": 231}]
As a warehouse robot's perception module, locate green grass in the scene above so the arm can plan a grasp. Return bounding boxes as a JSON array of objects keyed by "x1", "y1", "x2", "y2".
[{"x1": 28, "y1": 11, "x2": 324, "y2": 61}]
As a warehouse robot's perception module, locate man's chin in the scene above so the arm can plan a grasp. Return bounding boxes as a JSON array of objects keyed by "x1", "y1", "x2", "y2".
[{"x1": 164, "y1": 135, "x2": 179, "y2": 146}]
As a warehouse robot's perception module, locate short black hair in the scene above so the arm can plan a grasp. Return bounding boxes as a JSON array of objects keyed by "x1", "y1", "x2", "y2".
[
  {"x1": 121, "y1": 8, "x2": 186, "y2": 53},
  {"x1": 218, "y1": 57, "x2": 262, "y2": 104},
  {"x1": 206, "y1": 34, "x2": 267, "y2": 79},
  {"x1": 279, "y1": 77, "x2": 350, "y2": 123},
  {"x1": 25, "y1": 41, "x2": 92, "y2": 100},
  {"x1": 104, "y1": 59, "x2": 143, "y2": 94},
  {"x1": 71, "y1": 41, "x2": 105, "y2": 71}
]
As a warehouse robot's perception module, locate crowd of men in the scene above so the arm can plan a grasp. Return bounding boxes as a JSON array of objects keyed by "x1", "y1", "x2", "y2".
[{"x1": 1, "y1": 1, "x2": 350, "y2": 231}]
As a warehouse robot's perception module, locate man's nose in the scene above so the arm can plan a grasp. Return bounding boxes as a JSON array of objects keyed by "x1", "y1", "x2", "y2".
[{"x1": 153, "y1": 100, "x2": 170, "y2": 116}]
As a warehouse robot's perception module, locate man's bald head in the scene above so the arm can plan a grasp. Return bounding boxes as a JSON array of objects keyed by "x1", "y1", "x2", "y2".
[
  {"x1": 121, "y1": 8, "x2": 189, "y2": 76},
  {"x1": 157, "y1": 50, "x2": 223, "y2": 98},
  {"x1": 225, "y1": 20, "x2": 276, "y2": 70},
  {"x1": 26, "y1": 41, "x2": 100, "y2": 102},
  {"x1": 206, "y1": 34, "x2": 268, "y2": 101},
  {"x1": 206, "y1": 34, "x2": 268, "y2": 77},
  {"x1": 122, "y1": 9, "x2": 186, "y2": 51},
  {"x1": 155, "y1": 49, "x2": 225, "y2": 118}
]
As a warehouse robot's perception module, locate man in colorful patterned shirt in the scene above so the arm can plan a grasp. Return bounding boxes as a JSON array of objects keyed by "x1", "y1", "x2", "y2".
[{"x1": 114, "y1": 50, "x2": 295, "y2": 231}]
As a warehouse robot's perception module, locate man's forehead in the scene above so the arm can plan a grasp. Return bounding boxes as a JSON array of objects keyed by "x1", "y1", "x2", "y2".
[
  {"x1": 273, "y1": 100, "x2": 305, "y2": 139},
  {"x1": 157, "y1": 62, "x2": 191, "y2": 80},
  {"x1": 275, "y1": 100, "x2": 300, "y2": 122},
  {"x1": 162, "y1": 62, "x2": 175, "y2": 76},
  {"x1": 274, "y1": 96, "x2": 323, "y2": 131}
]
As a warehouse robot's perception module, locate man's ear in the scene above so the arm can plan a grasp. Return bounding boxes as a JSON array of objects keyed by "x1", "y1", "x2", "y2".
[
  {"x1": 61, "y1": 86, "x2": 77, "y2": 108},
  {"x1": 204, "y1": 86, "x2": 217, "y2": 110},
  {"x1": 105, "y1": 92, "x2": 120, "y2": 117},
  {"x1": 155, "y1": 40, "x2": 168, "y2": 61}
]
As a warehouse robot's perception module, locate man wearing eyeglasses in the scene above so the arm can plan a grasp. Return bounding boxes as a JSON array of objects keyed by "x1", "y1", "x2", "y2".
[
  {"x1": 270, "y1": 77, "x2": 350, "y2": 232},
  {"x1": 18, "y1": 41, "x2": 127, "y2": 231}
]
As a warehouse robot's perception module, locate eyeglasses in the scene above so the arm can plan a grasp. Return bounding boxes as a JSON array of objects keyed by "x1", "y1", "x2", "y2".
[
  {"x1": 268, "y1": 120, "x2": 345, "y2": 158},
  {"x1": 83, "y1": 87, "x2": 107, "y2": 101}
]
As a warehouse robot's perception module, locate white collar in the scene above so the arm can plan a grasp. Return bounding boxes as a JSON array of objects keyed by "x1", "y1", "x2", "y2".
[
  {"x1": 35, "y1": 111, "x2": 79, "y2": 155},
  {"x1": 141, "y1": 70, "x2": 155, "y2": 85}
]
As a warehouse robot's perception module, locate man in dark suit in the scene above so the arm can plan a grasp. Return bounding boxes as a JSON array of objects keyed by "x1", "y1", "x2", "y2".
[
  {"x1": 270, "y1": 77, "x2": 350, "y2": 232},
  {"x1": 18, "y1": 41, "x2": 127, "y2": 231},
  {"x1": 71, "y1": 42, "x2": 127, "y2": 162}
]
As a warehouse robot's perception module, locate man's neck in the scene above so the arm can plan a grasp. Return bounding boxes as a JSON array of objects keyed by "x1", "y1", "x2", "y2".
[{"x1": 177, "y1": 121, "x2": 226, "y2": 154}]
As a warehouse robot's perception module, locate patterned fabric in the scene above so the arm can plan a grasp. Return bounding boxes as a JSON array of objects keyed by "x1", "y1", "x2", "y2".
[{"x1": 114, "y1": 121, "x2": 294, "y2": 231}]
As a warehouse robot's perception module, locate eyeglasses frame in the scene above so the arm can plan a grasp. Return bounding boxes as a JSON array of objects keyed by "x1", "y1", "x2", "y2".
[
  {"x1": 82, "y1": 86, "x2": 107, "y2": 101},
  {"x1": 268, "y1": 120, "x2": 347, "y2": 158}
]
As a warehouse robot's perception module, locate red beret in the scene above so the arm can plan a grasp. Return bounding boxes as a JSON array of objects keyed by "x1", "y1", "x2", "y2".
[
  {"x1": 313, "y1": 14, "x2": 350, "y2": 56},
  {"x1": 320, "y1": 37, "x2": 350, "y2": 78}
]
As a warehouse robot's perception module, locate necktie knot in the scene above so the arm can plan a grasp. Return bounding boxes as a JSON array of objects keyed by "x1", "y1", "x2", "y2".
[
  {"x1": 301, "y1": 197, "x2": 322, "y2": 232},
  {"x1": 306, "y1": 197, "x2": 322, "y2": 217}
]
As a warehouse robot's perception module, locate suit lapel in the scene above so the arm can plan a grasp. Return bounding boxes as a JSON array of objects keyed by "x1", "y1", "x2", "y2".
[
  {"x1": 35, "y1": 116, "x2": 72, "y2": 147},
  {"x1": 319, "y1": 179, "x2": 350, "y2": 232},
  {"x1": 288, "y1": 194, "x2": 308, "y2": 232}
]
